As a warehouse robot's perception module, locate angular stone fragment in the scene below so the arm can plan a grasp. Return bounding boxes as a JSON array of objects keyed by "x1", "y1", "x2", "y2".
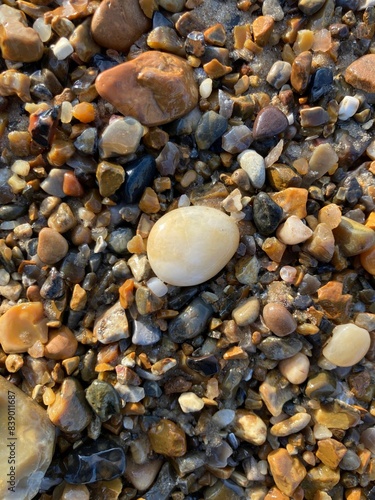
[
  {"x1": 99, "y1": 117, "x2": 144, "y2": 159},
  {"x1": 195, "y1": 111, "x2": 228, "y2": 150},
  {"x1": 333, "y1": 216, "x2": 375, "y2": 256},
  {"x1": 267, "y1": 448, "x2": 306, "y2": 496},
  {"x1": 259, "y1": 370, "x2": 296, "y2": 416},
  {"x1": 0, "y1": 376, "x2": 56, "y2": 500},
  {"x1": 291, "y1": 50, "x2": 312, "y2": 94},
  {"x1": 316, "y1": 438, "x2": 347, "y2": 469},
  {"x1": 233, "y1": 409, "x2": 267, "y2": 445},
  {"x1": 91, "y1": 0, "x2": 150, "y2": 52},
  {"x1": 96, "y1": 161, "x2": 125, "y2": 197},
  {"x1": 345, "y1": 54, "x2": 375, "y2": 93},
  {"x1": 303, "y1": 223, "x2": 335, "y2": 263},
  {"x1": 94, "y1": 301, "x2": 130, "y2": 344},
  {"x1": 96, "y1": 51, "x2": 199, "y2": 126},
  {"x1": 252, "y1": 15, "x2": 275, "y2": 46},
  {"x1": 148, "y1": 419, "x2": 187, "y2": 457}
]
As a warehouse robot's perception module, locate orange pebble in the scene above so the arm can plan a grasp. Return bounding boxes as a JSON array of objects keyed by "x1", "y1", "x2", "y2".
[
  {"x1": 360, "y1": 244, "x2": 375, "y2": 275},
  {"x1": 63, "y1": 171, "x2": 84, "y2": 197},
  {"x1": 72, "y1": 102, "x2": 96, "y2": 123}
]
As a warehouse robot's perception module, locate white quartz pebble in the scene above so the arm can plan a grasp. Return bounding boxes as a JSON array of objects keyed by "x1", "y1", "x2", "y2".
[
  {"x1": 33, "y1": 17, "x2": 52, "y2": 42},
  {"x1": 238, "y1": 149, "x2": 266, "y2": 189},
  {"x1": 276, "y1": 215, "x2": 313, "y2": 245},
  {"x1": 199, "y1": 78, "x2": 213, "y2": 99},
  {"x1": 52, "y1": 37, "x2": 74, "y2": 60},
  {"x1": 322, "y1": 323, "x2": 371, "y2": 367},
  {"x1": 338, "y1": 96, "x2": 360, "y2": 121},
  {"x1": 178, "y1": 392, "x2": 205, "y2": 413},
  {"x1": 279, "y1": 352, "x2": 310, "y2": 384},
  {"x1": 147, "y1": 206, "x2": 240, "y2": 286},
  {"x1": 146, "y1": 277, "x2": 168, "y2": 297}
]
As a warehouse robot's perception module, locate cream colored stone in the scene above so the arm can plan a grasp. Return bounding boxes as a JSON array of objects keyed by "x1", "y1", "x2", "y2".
[
  {"x1": 147, "y1": 206, "x2": 240, "y2": 286},
  {"x1": 322, "y1": 323, "x2": 371, "y2": 367},
  {"x1": 308, "y1": 143, "x2": 338, "y2": 178},
  {"x1": 233, "y1": 409, "x2": 267, "y2": 445},
  {"x1": 279, "y1": 352, "x2": 310, "y2": 384},
  {"x1": 276, "y1": 215, "x2": 313, "y2": 245}
]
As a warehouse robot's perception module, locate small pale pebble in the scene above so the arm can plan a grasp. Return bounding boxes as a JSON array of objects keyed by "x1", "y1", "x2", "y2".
[
  {"x1": 262, "y1": 0, "x2": 284, "y2": 20},
  {"x1": 0, "y1": 269, "x2": 10, "y2": 286},
  {"x1": 178, "y1": 194, "x2": 190, "y2": 207},
  {"x1": 318, "y1": 203, "x2": 341, "y2": 229},
  {"x1": 276, "y1": 215, "x2": 313, "y2": 245},
  {"x1": 314, "y1": 423, "x2": 333, "y2": 440},
  {"x1": 60, "y1": 101, "x2": 73, "y2": 124},
  {"x1": 33, "y1": 17, "x2": 52, "y2": 42},
  {"x1": 266, "y1": 61, "x2": 292, "y2": 89},
  {"x1": 147, "y1": 277, "x2": 168, "y2": 297},
  {"x1": 99, "y1": 117, "x2": 144, "y2": 158},
  {"x1": 338, "y1": 96, "x2": 360, "y2": 121},
  {"x1": 238, "y1": 149, "x2": 266, "y2": 189},
  {"x1": 178, "y1": 392, "x2": 205, "y2": 413},
  {"x1": 279, "y1": 352, "x2": 310, "y2": 384},
  {"x1": 199, "y1": 78, "x2": 213, "y2": 98},
  {"x1": 11, "y1": 160, "x2": 29, "y2": 176},
  {"x1": 52, "y1": 37, "x2": 74, "y2": 60},
  {"x1": 232, "y1": 297, "x2": 260, "y2": 326},
  {"x1": 270, "y1": 413, "x2": 311, "y2": 437},
  {"x1": 279, "y1": 266, "x2": 297, "y2": 283},
  {"x1": 233, "y1": 409, "x2": 267, "y2": 445},
  {"x1": 308, "y1": 143, "x2": 338, "y2": 179},
  {"x1": 322, "y1": 323, "x2": 371, "y2": 367}
]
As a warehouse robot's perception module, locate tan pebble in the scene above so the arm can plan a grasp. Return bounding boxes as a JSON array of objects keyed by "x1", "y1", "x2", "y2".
[
  {"x1": 303, "y1": 223, "x2": 335, "y2": 263},
  {"x1": 37, "y1": 227, "x2": 69, "y2": 265},
  {"x1": 178, "y1": 392, "x2": 204, "y2": 413},
  {"x1": 318, "y1": 204, "x2": 341, "y2": 229},
  {"x1": 94, "y1": 301, "x2": 130, "y2": 344},
  {"x1": 322, "y1": 323, "x2": 371, "y2": 367},
  {"x1": 138, "y1": 187, "x2": 160, "y2": 214},
  {"x1": 316, "y1": 438, "x2": 347, "y2": 469},
  {"x1": 48, "y1": 202, "x2": 76, "y2": 233},
  {"x1": 232, "y1": 297, "x2": 260, "y2": 326},
  {"x1": 345, "y1": 54, "x2": 375, "y2": 93},
  {"x1": 0, "y1": 302, "x2": 48, "y2": 353},
  {"x1": 263, "y1": 302, "x2": 297, "y2": 336},
  {"x1": 5, "y1": 353, "x2": 24, "y2": 373},
  {"x1": 96, "y1": 51, "x2": 198, "y2": 126},
  {"x1": 264, "y1": 487, "x2": 290, "y2": 500},
  {"x1": 270, "y1": 188, "x2": 308, "y2": 219},
  {"x1": 62, "y1": 356, "x2": 80, "y2": 375},
  {"x1": 148, "y1": 419, "x2": 186, "y2": 457},
  {"x1": 262, "y1": 237, "x2": 286, "y2": 263},
  {"x1": 290, "y1": 50, "x2": 312, "y2": 94},
  {"x1": 305, "y1": 463, "x2": 340, "y2": 491},
  {"x1": 147, "y1": 206, "x2": 239, "y2": 286},
  {"x1": 293, "y1": 29, "x2": 314, "y2": 53},
  {"x1": 333, "y1": 216, "x2": 375, "y2": 257},
  {"x1": 44, "y1": 325, "x2": 78, "y2": 360},
  {"x1": 0, "y1": 70, "x2": 31, "y2": 102},
  {"x1": 360, "y1": 244, "x2": 375, "y2": 275},
  {"x1": 233, "y1": 409, "x2": 267, "y2": 445},
  {"x1": 96, "y1": 161, "x2": 125, "y2": 198},
  {"x1": 252, "y1": 15, "x2": 275, "y2": 46},
  {"x1": 267, "y1": 448, "x2": 306, "y2": 497},
  {"x1": 279, "y1": 352, "x2": 310, "y2": 384},
  {"x1": 313, "y1": 402, "x2": 361, "y2": 430},
  {"x1": 70, "y1": 284, "x2": 87, "y2": 311},
  {"x1": 270, "y1": 412, "x2": 311, "y2": 437},
  {"x1": 308, "y1": 143, "x2": 338, "y2": 179},
  {"x1": 125, "y1": 457, "x2": 163, "y2": 491},
  {"x1": 276, "y1": 215, "x2": 313, "y2": 245}
]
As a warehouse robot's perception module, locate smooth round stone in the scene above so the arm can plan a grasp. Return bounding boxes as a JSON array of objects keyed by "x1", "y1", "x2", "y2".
[
  {"x1": 99, "y1": 117, "x2": 144, "y2": 158},
  {"x1": 169, "y1": 297, "x2": 213, "y2": 343},
  {"x1": 271, "y1": 413, "x2": 311, "y2": 437},
  {"x1": 263, "y1": 302, "x2": 297, "y2": 336},
  {"x1": 279, "y1": 352, "x2": 310, "y2": 384},
  {"x1": 338, "y1": 96, "x2": 360, "y2": 121},
  {"x1": 96, "y1": 51, "x2": 198, "y2": 126},
  {"x1": 276, "y1": 215, "x2": 313, "y2": 245},
  {"x1": 322, "y1": 323, "x2": 371, "y2": 367},
  {"x1": 238, "y1": 149, "x2": 266, "y2": 189},
  {"x1": 147, "y1": 206, "x2": 240, "y2": 286},
  {"x1": 344, "y1": 54, "x2": 375, "y2": 93},
  {"x1": 212, "y1": 409, "x2": 236, "y2": 428},
  {"x1": 178, "y1": 392, "x2": 205, "y2": 413},
  {"x1": 91, "y1": 0, "x2": 150, "y2": 52},
  {"x1": 233, "y1": 410, "x2": 267, "y2": 445},
  {"x1": 291, "y1": 50, "x2": 312, "y2": 94},
  {"x1": 37, "y1": 227, "x2": 69, "y2": 265},
  {"x1": 232, "y1": 297, "x2": 260, "y2": 326},
  {"x1": 252, "y1": 106, "x2": 288, "y2": 141},
  {"x1": 253, "y1": 192, "x2": 284, "y2": 235},
  {"x1": 266, "y1": 61, "x2": 292, "y2": 89},
  {"x1": 308, "y1": 143, "x2": 338, "y2": 179}
]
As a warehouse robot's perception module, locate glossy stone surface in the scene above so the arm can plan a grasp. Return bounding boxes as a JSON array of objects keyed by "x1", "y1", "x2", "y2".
[
  {"x1": 0, "y1": 376, "x2": 56, "y2": 500},
  {"x1": 147, "y1": 206, "x2": 240, "y2": 286},
  {"x1": 252, "y1": 106, "x2": 289, "y2": 140},
  {"x1": 168, "y1": 297, "x2": 213, "y2": 343},
  {"x1": 123, "y1": 155, "x2": 157, "y2": 204},
  {"x1": 253, "y1": 192, "x2": 284, "y2": 235},
  {"x1": 322, "y1": 323, "x2": 371, "y2": 367},
  {"x1": 96, "y1": 51, "x2": 199, "y2": 126},
  {"x1": 63, "y1": 438, "x2": 126, "y2": 484}
]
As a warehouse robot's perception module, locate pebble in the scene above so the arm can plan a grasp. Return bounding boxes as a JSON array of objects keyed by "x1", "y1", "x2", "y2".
[
  {"x1": 252, "y1": 106, "x2": 289, "y2": 141},
  {"x1": 300, "y1": 106, "x2": 329, "y2": 127},
  {"x1": 235, "y1": 255, "x2": 260, "y2": 285},
  {"x1": 52, "y1": 37, "x2": 73, "y2": 60},
  {"x1": 276, "y1": 215, "x2": 313, "y2": 245},
  {"x1": 259, "y1": 371, "x2": 298, "y2": 416},
  {"x1": 96, "y1": 51, "x2": 198, "y2": 126},
  {"x1": 233, "y1": 409, "x2": 267, "y2": 445},
  {"x1": 99, "y1": 117, "x2": 144, "y2": 158},
  {"x1": 304, "y1": 463, "x2": 340, "y2": 492},
  {"x1": 48, "y1": 202, "x2": 76, "y2": 233},
  {"x1": 270, "y1": 187, "x2": 308, "y2": 219},
  {"x1": 222, "y1": 124, "x2": 252, "y2": 154},
  {"x1": 322, "y1": 323, "x2": 371, "y2": 367},
  {"x1": 132, "y1": 316, "x2": 162, "y2": 345},
  {"x1": 237, "y1": 149, "x2": 266, "y2": 189},
  {"x1": 147, "y1": 206, "x2": 239, "y2": 286},
  {"x1": 267, "y1": 448, "x2": 307, "y2": 496},
  {"x1": 186, "y1": 354, "x2": 220, "y2": 376},
  {"x1": 195, "y1": 111, "x2": 228, "y2": 150},
  {"x1": 291, "y1": 51, "x2": 312, "y2": 94},
  {"x1": 258, "y1": 335, "x2": 303, "y2": 360},
  {"x1": 339, "y1": 449, "x2": 361, "y2": 471},
  {"x1": 96, "y1": 161, "x2": 125, "y2": 197},
  {"x1": 199, "y1": 78, "x2": 213, "y2": 99},
  {"x1": 125, "y1": 457, "x2": 162, "y2": 491},
  {"x1": 262, "y1": 0, "x2": 284, "y2": 20},
  {"x1": 107, "y1": 228, "x2": 133, "y2": 255},
  {"x1": 253, "y1": 192, "x2": 284, "y2": 235},
  {"x1": 169, "y1": 297, "x2": 213, "y2": 343},
  {"x1": 85, "y1": 380, "x2": 121, "y2": 422},
  {"x1": 123, "y1": 154, "x2": 157, "y2": 204},
  {"x1": 0, "y1": 301, "x2": 48, "y2": 353},
  {"x1": 318, "y1": 203, "x2": 341, "y2": 229},
  {"x1": 266, "y1": 61, "x2": 292, "y2": 89},
  {"x1": 232, "y1": 297, "x2": 260, "y2": 326},
  {"x1": 91, "y1": 0, "x2": 150, "y2": 52},
  {"x1": 316, "y1": 438, "x2": 347, "y2": 469},
  {"x1": 212, "y1": 409, "x2": 236, "y2": 428},
  {"x1": 148, "y1": 419, "x2": 187, "y2": 457},
  {"x1": 63, "y1": 437, "x2": 126, "y2": 484},
  {"x1": 178, "y1": 392, "x2": 205, "y2": 413},
  {"x1": 360, "y1": 244, "x2": 375, "y2": 275},
  {"x1": 263, "y1": 302, "x2": 297, "y2": 336},
  {"x1": 344, "y1": 54, "x2": 375, "y2": 93},
  {"x1": 44, "y1": 326, "x2": 78, "y2": 360},
  {"x1": 303, "y1": 222, "x2": 335, "y2": 263},
  {"x1": 361, "y1": 427, "x2": 375, "y2": 454},
  {"x1": 279, "y1": 352, "x2": 310, "y2": 384},
  {"x1": 155, "y1": 142, "x2": 180, "y2": 176},
  {"x1": 252, "y1": 15, "x2": 275, "y2": 46},
  {"x1": 306, "y1": 371, "x2": 337, "y2": 398},
  {"x1": 309, "y1": 67, "x2": 334, "y2": 102},
  {"x1": 308, "y1": 143, "x2": 338, "y2": 179},
  {"x1": 270, "y1": 412, "x2": 311, "y2": 437},
  {"x1": 0, "y1": 375, "x2": 55, "y2": 500},
  {"x1": 298, "y1": 0, "x2": 326, "y2": 14},
  {"x1": 40, "y1": 169, "x2": 70, "y2": 198},
  {"x1": 74, "y1": 127, "x2": 97, "y2": 155},
  {"x1": 93, "y1": 301, "x2": 130, "y2": 344},
  {"x1": 47, "y1": 377, "x2": 92, "y2": 433},
  {"x1": 37, "y1": 227, "x2": 69, "y2": 265},
  {"x1": 333, "y1": 216, "x2": 375, "y2": 256},
  {"x1": 338, "y1": 96, "x2": 360, "y2": 121}
]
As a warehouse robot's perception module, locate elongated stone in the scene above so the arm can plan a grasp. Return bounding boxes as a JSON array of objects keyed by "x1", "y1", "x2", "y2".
[
  {"x1": 147, "y1": 206, "x2": 240, "y2": 286},
  {"x1": 0, "y1": 376, "x2": 56, "y2": 500},
  {"x1": 333, "y1": 216, "x2": 375, "y2": 256}
]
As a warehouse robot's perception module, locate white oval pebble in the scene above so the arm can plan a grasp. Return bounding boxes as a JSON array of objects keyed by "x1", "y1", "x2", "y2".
[
  {"x1": 147, "y1": 206, "x2": 240, "y2": 286},
  {"x1": 322, "y1": 323, "x2": 371, "y2": 367},
  {"x1": 279, "y1": 352, "x2": 310, "y2": 384},
  {"x1": 178, "y1": 392, "x2": 205, "y2": 413},
  {"x1": 238, "y1": 149, "x2": 266, "y2": 189},
  {"x1": 199, "y1": 78, "x2": 213, "y2": 99},
  {"x1": 33, "y1": 17, "x2": 52, "y2": 42},
  {"x1": 146, "y1": 277, "x2": 168, "y2": 297},
  {"x1": 276, "y1": 215, "x2": 313, "y2": 245},
  {"x1": 52, "y1": 37, "x2": 74, "y2": 61},
  {"x1": 338, "y1": 96, "x2": 360, "y2": 121}
]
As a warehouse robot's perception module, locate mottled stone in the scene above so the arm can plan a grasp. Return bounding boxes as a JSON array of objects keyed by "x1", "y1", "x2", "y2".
[
  {"x1": 96, "y1": 51, "x2": 198, "y2": 126},
  {"x1": 270, "y1": 188, "x2": 308, "y2": 219},
  {"x1": 316, "y1": 438, "x2": 347, "y2": 469},
  {"x1": 96, "y1": 161, "x2": 125, "y2": 197},
  {"x1": 253, "y1": 193, "x2": 283, "y2": 236},
  {"x1": 252, "y1": 106, "x2": 288, "y2": 141},
  {"x1": 279, "y1": 352, "x2": 310, "y2": 384},
  {"x1": 258, "y1": 335, "x2": 303, "y2": 360},
  {"x1": 271, "y1": 413, "x2": 311, "y2": 437},
  {"x1": 267, "y1": 448, "x2": 306, "y2": 496},
  {"x1": 252, "y1": 15, "x2": 275, "y2": 46},
  {"x1": 300, "y1": 107, "x2": 329, "y2": 127},
  {"x1": 148, "y1": 419, "x2": 186, "y2": 457},
  {"x1": 303, "y1": 223, "x2": 335, "y2": 263},
  {"x1": 233, "y1": 409, "x2": 267, "y2": 445},
  {"x1": 94, "y1": 301, "x2": 130, "y2": 344},
  {"x1": 291, "y1": 51, "x2": 312, "y2": 94},
  {"x1": 232, "y1": 297, "x2": 260, "y2": 326},
  {"x1": 263, "y1": 302, "x2": 297, "y2": 336},
  {"x1": 312, "y1": 401, "x2": 360, "y2": 429},
  {"x1": 259, "y1": 370, "x2": 296, "y2": 416},
  {"x1": 308, "y1": 143, "x2": 338, "y2": 179},
  {"x1": 305, "y1": 372, "x2": 337, "y2": 398},
  {"x1": 99, "y1": 117, "x2": 144, "y2": 159},
  {"x1": 309, "y1": 67, "x2": 333, "y2": 103},
  {"x1": 195, "y1": 111, "x2": 228, "y2": 150},
  {"x1": 85, "y1": 380, "x2": 121, "y2": 422},
  {"x1": 222, "y1": 124, "x2": 252, "y2": 154},
  {"x1": 303, "y1": 464, "x2": 340, "y2": 493},
  {"x1": 235, "y1": 255, "x2": 260, "y2": 285},
  {"x1": 132, "y1": 316, "x2": 162, "y2": 345},
  {"x1": 266, "y1": 61, "x2": 292, "y2": 89},
  {"x1": 298, "y1": 0, "x2": 326, "y2": 15},
  {"x1": 333, "y1": 216, "x2": 375, "y2": 256},
  {"x1": 37, "y1": 227, "x2": 69, "y2": 265},
  {"x1": 91, "y1": 0, "x2": 150, "y2": 52},
  {"x1": 345, "y1": 54, "x2": 375, "y2": 93},
  {"x1": 238, "y1": 149, "x2": 266, "y2": 189},
  {"x1": 169, "y1": 297, "x2": 213, "y2": 343}
]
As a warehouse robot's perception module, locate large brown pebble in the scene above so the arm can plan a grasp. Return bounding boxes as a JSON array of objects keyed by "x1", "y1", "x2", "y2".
[
  {"x1": 91, "y1": 0, "x2": 151, "y2": 53},
  {"x1": 252, "y1": 106, "x2": 289, "y2": 141},
  {"x1": 345, "y1": 54, "x2": 375, "y2": 94},
  {"x1": 263, "y1": 302, "x2": 297, "y2": 336},
  {"x1": 44, "y1": 325, "x2": 78, "y2": 360},
  {"x1": 148, "y1": 419, "x2": 186, "y2": 457},
  {"x1": 267, "y1": 448, "x2": 306, "y2": 497},
  {"x1": 37, "y1": 227, "x2": 69, "y2": 265},
  {"x1": 96, "y1": 51, "x2": 199, "y2": 126},
  {"x1": 291, "y1": 50, "x2": 312, "y2": 94}
]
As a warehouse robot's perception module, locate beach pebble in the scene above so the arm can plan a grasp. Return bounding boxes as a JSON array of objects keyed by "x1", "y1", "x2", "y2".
[
  {"x1": 232, "y1": 297, "x2": 260, "y2": 326},
  {"x1": 344, "y1": 54, "x2": 375, "y2": 93},
  {"x1": 37, "y1": 228, "x2": 69, "y2": 265},
  {"x1": 238, "y1": 149, "x2": 266, "y2": 189},
  {"x1": 276, "y1": 215, "x2": 313, "y2": 245},
  {"x1": 99, "y1": 117, "x2": 144, "y2": 159},
  {"x1": 147, "y1": 206, "x2": 239, "y2": 286},
  {"x1": 271, "y1": 413, "x2": 311, "y2": 437},
  {"x1": 233, "y1": 410, "x2": 267, "y2": 445},
  {"x1": 266, "y1": 61, "x2": 292, "y2": 89},
  {"x1": 263, "y1": 303, "x2": 297, "y2": 336},
  {"x1": 338, "y1": 96, "x2": 360, "y2": 121},
  {"x1": 148, "y1": 419, "x2": 186, "y2": 457},
  {"x1": 94, "y1": 301, "x2": 130, "y2": 344},
  {"x1": 252, "y1": 106, "x2": 289, "y2": 141},
  {"x1": 322, "y1": 323, "x2": 371, "y2": 367},
  {"x1": 279, "y1": 352, "x2": 310, "y2": 384},
  {"x1": 178, "y1": 392, "x2": 205, "y2": 413},
  {"x1": 267, "y1": 448, "x2": 306, "y2": 497}
]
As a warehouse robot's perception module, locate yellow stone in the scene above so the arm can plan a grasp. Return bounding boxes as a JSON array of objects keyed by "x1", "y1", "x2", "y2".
[
  {"x1": 316, "y1": 438, "x2": 347, "y2": 469},
  {"x1": 148, "y1": 419, "x2": 186, "y2": 457},
  {"x1": 267, "y1": 448, "x2": 306, "y2": 496}
]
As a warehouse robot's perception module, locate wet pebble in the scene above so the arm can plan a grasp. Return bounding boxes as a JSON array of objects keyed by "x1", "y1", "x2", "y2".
[
  {"x1": 266, "y1": 61, "x2": 292, "y2": 89},
  {"x1": 298, "y1": 0, "x2": 326, "y2": 14},
  {"x1": 132, "y1": 316, "x2": 162, "y2": 345},
  {"x1": 263, "y1": 302, "x2": 297, "y2": 336},
  {"x1": 169, "y1": 297, "x2": 213, "y2": 342},
  {"x1": 186, "y1": 354, "x2": 220, "y2": 376},
  {"x1": 232, "y1": 297, "x2": 260, "y2": 326},
  {"x1": 316, "y1": 438, "x2": 347, "y2": 469},
  {"x1": 338, "y1": 96, "x2": 360, "y2": 120},
  {"x1": 44, "y1": 326, "x2": 78, "y2": 360},
  {"x1": 107, "y1": 228, "x2": 134, "y2": 255},
  {"x1": 252, "y1": 106, "x2": 289, "y2": 141},
  {"x1": 99, "y1": 117, "x2": 144, "y2": 158},
  {"x1": 333, "y1": 216, "x2": 375, "y2": 256},
  {"x1": 277, "y1": 215, "x2": 313, "y2": 245},
  {"x1": 291, "y1": 51, "x2": 312, "y2": 94},
  {"x1": 96, "y1": 161, "x2": 125, "y2": 197},
  {"x1": 85, "y1": 380, "x2": 121, "y2": 422},
  {"x1": 267, "y1": 448, "x2": 306, "y2": 497},
  {"x1": 305, "y1": 371, "x2": 337, "y2": 398},
  {"x1": 123, "y1": 155, "x2": 157, "y2": 204},
  {"x1": 258, "y1": 335, "x2": 302, "y2": 360},
  {"x1": 271, "y1": 413, "x2": 311, "y2": 437},
  {"x1": 74, "y1": 128, "x2": 97, "y2": 155},
  {"x1": 253, "y1": 192, "x2": 283, "y2": 235},
  {"x1": 309, "y1": 67, "x2": 334, "y2": 102}
]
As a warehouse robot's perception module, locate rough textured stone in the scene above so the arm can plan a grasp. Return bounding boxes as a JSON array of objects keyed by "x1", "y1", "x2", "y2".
[
  {"x1": 91, "y1": 0, "x2": 151, "y2": 52},
  {"x1": 344, "y1": 54, "x2": 375, "y2": 93},
  {"x1": 96, "y1": 51, "x2": 199, "y2": 126},
  {"x1": 148, "y1": 419, "x2": 187, "y2": 457},
  {"x1": 267, "y1": 448, "x2": 307, "y2": 496},
  {"x1": 94, "y1": 301, "x2": 130, "y2": 344}
]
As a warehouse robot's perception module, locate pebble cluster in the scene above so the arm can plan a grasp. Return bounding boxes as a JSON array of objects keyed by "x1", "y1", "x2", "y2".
[{"x1": 0, "y1": 0, "x2": 374, "y2": 499}]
